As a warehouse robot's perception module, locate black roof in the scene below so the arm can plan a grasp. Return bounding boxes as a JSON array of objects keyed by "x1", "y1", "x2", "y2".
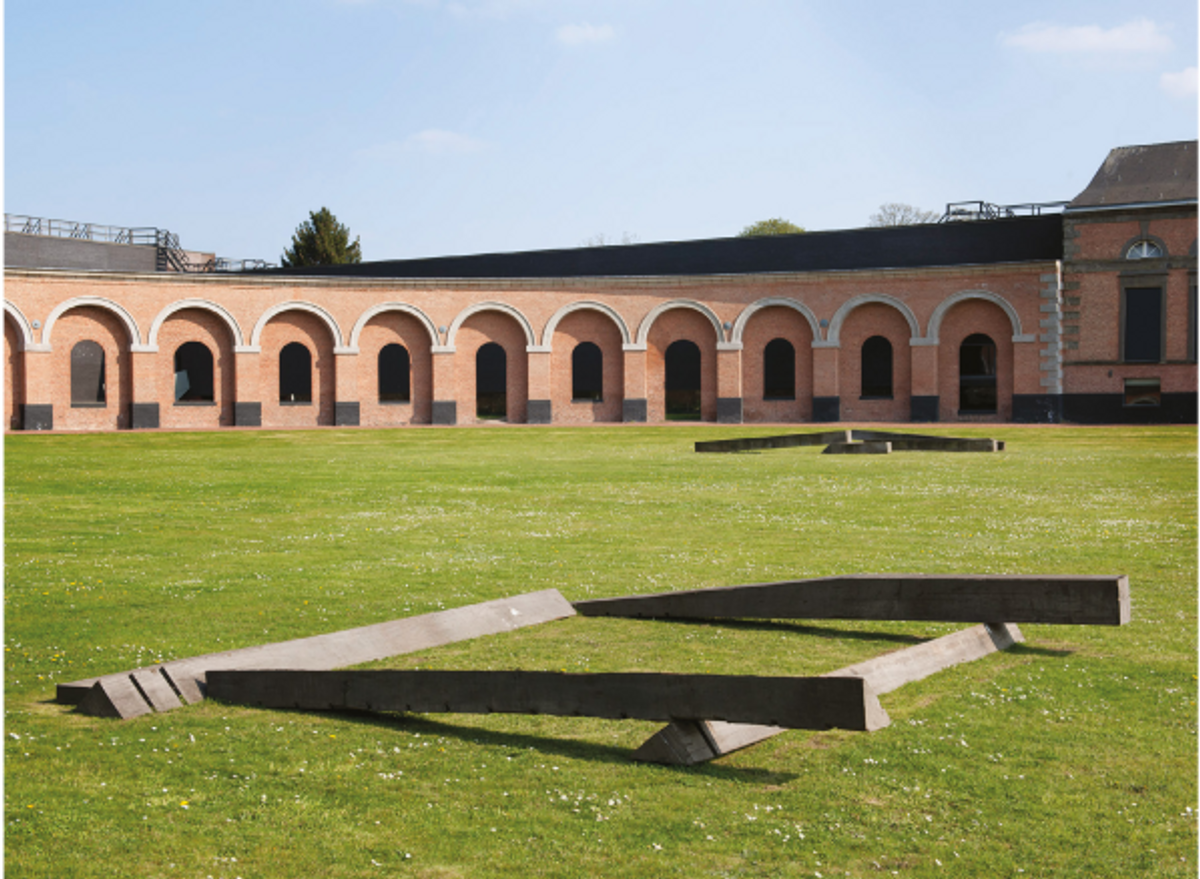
[
  {"x1": 1068, "y1": 141, "x2": 1198, "y2": 210},
  {"x1": 261, "y1": 215, "x2": 1063, "y2": 280}
]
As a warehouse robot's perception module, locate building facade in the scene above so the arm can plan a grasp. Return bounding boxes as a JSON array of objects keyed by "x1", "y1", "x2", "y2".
[{"x1": 4, "y1": 142, "x2": 1196, "y2": 432}]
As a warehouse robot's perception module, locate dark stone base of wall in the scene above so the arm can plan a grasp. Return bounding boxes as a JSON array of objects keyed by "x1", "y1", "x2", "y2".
[
  {"x1": 717, "y1": 397, "x2": 743, "y2": 424},
  {"x1": 335, "y1": 402, "x2": 360, "y2": 426},
  {"x1": 432, "y1": 400, "x2": 457, "y2": 425},
  {"x1": 527, "y1": 399, "x2": 552, "y2": 424},
  {"x1": 131, "y1": 403, "x2": 160, "y2": 430},
  {"x1": 1062, "y1": 393, "x2": 1197, "y2": 424},
  {"x1": 1012, "y1": 394, "x2": 1063, "y2": 424},
  {"x1": 21, "y1": 403, "x2": 53, "y2": 431},
  {"x1": 235, "y1": 402, "x2": 262, "y2": 427},
  {"x1": 812, "y1": 396, "x2": 840, "y2": 423},
  {"x1": 910, "y1": 396, "x2": 939, "y2": 422},
  {"x1": 623, "y1": 398, "x2": 647, "y2": 422}
]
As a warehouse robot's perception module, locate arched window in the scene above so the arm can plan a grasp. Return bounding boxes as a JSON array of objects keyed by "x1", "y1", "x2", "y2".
[
  {"x1": 70, "y1": 340, "x2": 106, "y2": 405},
  {"x1": 476, "y1": 342, "x2": 507, "y2": 418},
  {"x1": 665, "y1": 339, "x2": 701, "y2": 419},
  {"x1": 279, "y1": 342, "x2": 312, "y2": 403},
  {"x1": 174, "y1": 341, "x2": 214, "y2": 402},
  {"x1": 572, "y1": 342, "x2": 603, "y2": 402},
  {"x1": 378, "y1": 344, "x2": 411, "y2": 403},
  {"x1": 860, "y1": 336, "x2": 893, "y2": 398},
  {"x1": 1126, "y1": 239, "x2": 1164, "y2": 259},
  {"x1": 763, "y1": 338, "x2": 795, "y2": 400},
  {"x1": 959, "y1": 333, "x2": 997, "y2": 412}
]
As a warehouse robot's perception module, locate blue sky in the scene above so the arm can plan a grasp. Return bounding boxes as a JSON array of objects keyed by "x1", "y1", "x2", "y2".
[{"x1": 5, "y1": 1, "x2": 1197, "y2": 264}]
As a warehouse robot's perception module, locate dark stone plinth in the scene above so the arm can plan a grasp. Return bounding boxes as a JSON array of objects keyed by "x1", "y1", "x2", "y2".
[
  {"x1": 234, "y1": 402, "x2": 262, "y2": 427},
  {"x1": 716, "y1": 397, "x2": 743, "y2": 424},
  {"x1": 623, "y1": 398, "x2": 647, "y2": 422},
  {"x1": 21, "y1": 403, "x2": 53, "y2": 431},
  {"x1": 131, "y1": 402, "x2": 159, "y2": 430},
  {"x1": 910, "y1": 395, "x2": 939, "y2": 422},
  {"x1": 1012, "y1": 394, "x2": 1062, "y2": 423},
  {"x1": 527, "y1": 399, "x2": 552, "y2": 424},
  {"x1": 431, "y1": 400, "x2": 457, "y2": 425},
  {"x1": 812, "y1": 396, "x2": 840, "y2": 422},
  {"x1": 335, "y1": 402, "x2": 360, "y2": 426}
]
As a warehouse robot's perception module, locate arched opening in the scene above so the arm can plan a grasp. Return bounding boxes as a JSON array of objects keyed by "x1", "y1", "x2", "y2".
[
  {"x1": 572, "y1": 342, "x2": 603, "y2": 401},
  {"x1": 861, "y1": 336, "x2": 893, "y2": 398},
  {"x1": 71, "y1": 340, "x2": 106, "y2": 405},
  {"x1": 763, "y1": 338, "x2": 796, "y2": 400},
  {"x1": 476, "y1": 342, "x2": 507, "y2": 418},
  {"x1": 174, "y1": 341, "x2": 214, "y2": 402},
  {"x1": 279, "y1": 342, "x2": 312, "y2": 403},
  {"x1": 959, "y1": 333, "x2": 997, "y2": 412},
  {"x1": 378, "y1": 343, "x2": 411, "y2": 403},
  {"x1": 665, "y1": 339, "x2": 702, "y2": 420}
]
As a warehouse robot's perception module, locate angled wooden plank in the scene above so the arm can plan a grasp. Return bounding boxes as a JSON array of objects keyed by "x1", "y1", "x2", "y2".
[
  {"x1": 694, "y1": 431, "x2": 851, "y2": 453},
  {"x1": 130, "y1": 668, "x2": 183, "y2": 712},
  {"x1": 207, "y1": 670, "x2": 890, "y2": 732},
  {"x1": 634, "y1": 622, "x2": 1025, "y2": 764},
  {"x1": 823, "y1": 441, "x2": 891, "y2": 454},
  {"x1": 76, "y1": 676, "x2": 155, "y2": 720},
  {"x1": 850, "y1": 430, "x2": 998, "y2": 452},
  {"x1": 573, "y1": 575, "x2": 1130, "y2": 626},
  {"x1": 63, "y1": 590, "x2": 576, "y2": 716}
]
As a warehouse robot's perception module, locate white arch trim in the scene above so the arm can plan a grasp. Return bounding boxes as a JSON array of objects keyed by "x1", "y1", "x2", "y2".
[
  {"x1": 634, "y1": 299, "x2": 726, "y2": 347},
  {"x1": 42, "y1": 296, "x2": 144, "y2": 350},
  {"x1": 3, "y1": 300, "x2": 37, "y2": 351},
  {"x1": 730, "y1": 297, "x2": 821, "y2": 345},
  {"x1": 145, "y1": 298, "x2": 246, "y2": 351},
  {"x1": 249, "y1": 300, "x2": 346, "y2": 350},
  {"x1": 924, "y1": 290, "x2": 1025, "y2": 344},
  {"x1": 539, "y1": 300, "x2": 633, "y2": 348},
  {"x1": 825, "y1": 294, "x2": 921, "y2": 346},
  {"x1": 445, "y1": 301, "x2": 537, "y2": 349},
  {"x1": 347, "y1": 302, "x2": 440, "y2": 352}
]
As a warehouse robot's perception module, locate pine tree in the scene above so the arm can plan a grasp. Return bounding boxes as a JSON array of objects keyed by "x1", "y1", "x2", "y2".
[{"x1": 281, "y1": 207, "x2": 362, "y2": 267}]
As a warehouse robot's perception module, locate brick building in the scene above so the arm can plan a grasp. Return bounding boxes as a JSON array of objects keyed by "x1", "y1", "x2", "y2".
[{"x1": 4, "y1": 141, "x2": 1195, "y2": 432}]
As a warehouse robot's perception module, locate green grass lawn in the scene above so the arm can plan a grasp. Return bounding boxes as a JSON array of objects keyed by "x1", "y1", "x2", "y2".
[{"x1": 5, "y1": 424, "x2": 1197, "y2": 878}]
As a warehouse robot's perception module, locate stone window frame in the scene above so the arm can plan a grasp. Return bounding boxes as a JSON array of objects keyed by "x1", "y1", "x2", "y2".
[
  {"x1": 1118, "y1": 270, "x2": 1168, "y2": 364},
  {"x1": 1121, "y1": 235, "x2": 1168, "y2": 260}
]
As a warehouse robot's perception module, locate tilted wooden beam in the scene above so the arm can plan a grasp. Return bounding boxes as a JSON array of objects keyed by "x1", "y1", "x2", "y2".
[
  {"x1": 206, "y1": 669, "x2": 891, "y2": 732},
  {"x1": 573, "y1": 575, "x2": 1130, "y2": 626},
  {"x1": 63, "y1": 590, "x2": 577, "y2": 719},
  {"x1": 694, "y1": 431, "x2": 851, "y2": 453},
  {"x1": 633, "y1": 622, "x2": 1023, "y2": 764}
]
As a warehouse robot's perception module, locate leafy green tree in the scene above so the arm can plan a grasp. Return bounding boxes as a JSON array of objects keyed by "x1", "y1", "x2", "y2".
[
  {"x1": 281, "y1": 207, "x2": 362, "y2": 267},
  {"x1": 738, "y1": 217, "x2": 805, "y2": 237},
  {"x1": 869, "y1": 203, "x2": 940, "y2": 226}
]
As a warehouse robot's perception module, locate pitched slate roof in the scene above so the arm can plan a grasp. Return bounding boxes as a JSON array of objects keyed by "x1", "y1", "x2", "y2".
[{"x1": 1068, "y1": 141, "x2": 1198, "y2": 211}]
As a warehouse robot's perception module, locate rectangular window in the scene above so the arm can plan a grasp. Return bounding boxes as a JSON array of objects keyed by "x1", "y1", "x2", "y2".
[
  {"x1": 1122, "y1": 286, "x2": 1163, "y2": 363},
  {"x1": 1123, "y1": 378, "x2": 1161, "y2": 407}
]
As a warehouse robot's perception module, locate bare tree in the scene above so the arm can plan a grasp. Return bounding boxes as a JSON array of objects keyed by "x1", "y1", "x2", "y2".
[
  {"x1": 869, "y1": 203, "x2": 940, "y2": 227},
  {"x1": 580, "y1": 232, "x2": 640, "y2": 247}
]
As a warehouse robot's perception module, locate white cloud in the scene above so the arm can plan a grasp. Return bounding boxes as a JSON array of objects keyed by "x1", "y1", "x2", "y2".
[
  {"x1": 1160, "y1": 67, "x2": 1198, "y2": 99},
  {"x1": 1000, "y1": 19, "x2": 1172, "y2": 54},
  {"x1": 555, "y1": 22, "x2": 614, "y2": 46},
  {"x1": 356, "y1": 130, "x2": 489, "y2": 161}
]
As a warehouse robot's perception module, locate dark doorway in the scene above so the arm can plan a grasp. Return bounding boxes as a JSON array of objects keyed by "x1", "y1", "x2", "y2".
[
  {"x1": 1123, "y1": 287, "x2": 1163, "y2": 362},
  {"x1": 70, "y1": 340, "x2": 106, "y2": 405},
  {"x1": 959, "y1": 333, "x2": 997, "y2": 412},
  {"x1": 572, "y1": 342, "x2": 603, "y2": 401},
  {"x1": 763, "y1": 338, "x2": 796, "y2": 399},
  {"x1": 476, "y1": 342, "x2": 507, "y2": 418},
  {"x1": 860, "y1": 336, "x2": 893, "y2": 398},
  {"x1": 174, "y1": 341, "x2": 214, "y2": 402},
  {"x1": 279, "y1": 342, "x2": 312, "y2": 403},
  {"x1": 665, "y1": 339, "x2": 701, "y2": 419},
  {"x1": 378, "y1": 343, "x2": 411, "y2": 402}
]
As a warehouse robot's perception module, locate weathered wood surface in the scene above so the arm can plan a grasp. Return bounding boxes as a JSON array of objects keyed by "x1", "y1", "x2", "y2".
[
  {"x1": 62, "y1": 590, "x2": 577, "y2": 718},
  {"x1": 850, "y1": 430, "x2": 1000, "y2": 452},
  {"x1": 574, "y1": 575, "x2": 1130, "y2": 626},
  {"x1": 822, "y1": 441, "x2": 891, "y2": 455},
  {"x1": 633, "y1": 622, "x2": 1024, "y2": 764},
  {"x1": 207, "y1": 669, "x2": 891, "y2": 732},
  {"x1": 694, "y1": 430, "x2": 851, "y2": 453}
]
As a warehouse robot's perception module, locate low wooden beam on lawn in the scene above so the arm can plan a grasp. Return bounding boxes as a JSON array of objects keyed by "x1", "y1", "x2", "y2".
[
  {"x1": 206, "y1": 669, "x2": 891, "y2": 732},
  {"x1": 694, "y1": 431, "x2": 851, "y2": 453},
  {"x1": 573, "y1": 575, "x2": 1130, "y2": 626},
  {"x1": 62, "y1": 589, "x2": 577, "y2": 719},
  {"x1": 633, "y1": 622, "x2": 1024, "y2": 764}
]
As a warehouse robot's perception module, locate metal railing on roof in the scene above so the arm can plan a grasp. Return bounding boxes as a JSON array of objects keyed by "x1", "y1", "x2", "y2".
[{"x1": 939, "y1": 201, "x2": 1068, "y2": 222}]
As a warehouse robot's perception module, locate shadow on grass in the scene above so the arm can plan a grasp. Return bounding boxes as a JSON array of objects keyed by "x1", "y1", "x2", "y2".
[
  {"x1": 281, "y1": 707, "x2": 801, "y2": 784},
  {"x1": 644, "y1": 616, "x2": 927, "y2": 645},
  {"x1": 1006, "y1": 643, "x2": 1075, "y2": 657}
]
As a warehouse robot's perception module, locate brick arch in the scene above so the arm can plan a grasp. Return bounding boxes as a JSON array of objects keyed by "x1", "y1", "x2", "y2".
[
  {"x1": 259, "y1": 309, "x2": 338, "y2": 427},
  {"x1": 3, "y1": 301, "x2": 36, "y2": 351},
  {"x1": 926, "y1": 290, "x2": 1025, "y2": 343},
  {"x1": 147, "y1": 299, "x2": 245, "y2": 349},
  {"x1": 52, "y1": 305, "x2": 135, "y2": 430},
  {"x1": 738, "y1": 301, "x2": 817, "y2": 423},
  {"x1": 825, "y1": 294, "x2": 920, "y2": 346},
  {"x1": 645, "y1": 305, "x2": 719, "y2": 422},
  {"x1": 446, "y1": 302, "x2": 536, "y2": 350},
  {"x1": 549, "y1": 307, "x2": 625, "y2": 423},
  {"x1": 935, "y1": 297, "x2": 1016, "y2": 422},
  {"x1": 5, "y1": 311, "x2": 26, "y2": 430},
  {"x1": 454, "y1": 309, "x2": 531, "y2": 423},
  {"x1": 43, "y1": 296, "x2": 143, "y2": 350},
  {"x1": 635, "y1": 300, "x2": 726, "y2": 347},
  {"x1": 157, "y1": 308, "x2": 238, "y2": 429},
  {"x1": 348, "y1": 302, "x2": 439, "y2": 350},
  {"x1": 250, "y1": 301, "x2": 344, "y2": 349},
  {"x1": 730, "y1": 297, "x2": 821, "y2": 346},
  {"x1": 540, "y1": 301, "x2": 632, "y2": 348},
  {"x1": 836, "y1": 302, "x2": 913, "y2": 423}
]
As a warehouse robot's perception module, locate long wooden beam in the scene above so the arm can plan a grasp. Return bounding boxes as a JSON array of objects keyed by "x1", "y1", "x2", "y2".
[
  {"x1": 694, "y1": 431, "x2": 851, "y2": 453},
  {"x1": 573, "y1": 575, "x2": 1130, "y2": 626},
  {"x1": 633, "y1": 622, "x2": 1023, "y2": 764},
  {"x1": 206, "y1": 669, "x2": 891, "y2": 732},
  {"x1": 66, "y1": 590, "x2": 577, "y2": 719}
]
